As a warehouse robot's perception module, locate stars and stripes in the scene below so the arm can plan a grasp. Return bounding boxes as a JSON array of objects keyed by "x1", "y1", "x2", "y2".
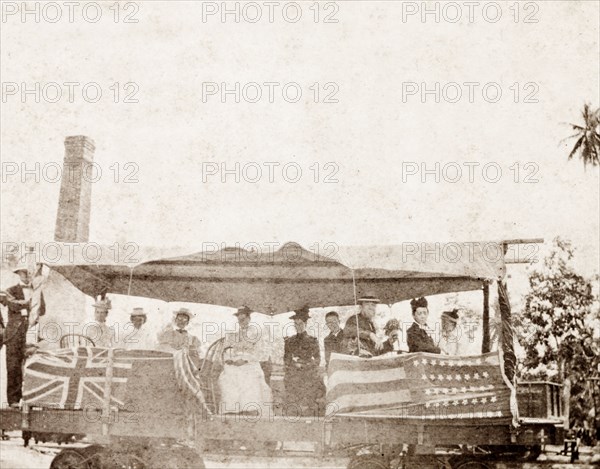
[
  {"x1": 173, "y1": 349, "x2": 212, "y2": 414},
  {"x1": 326, "y1": 351, "x2": 513, "y2": 420}
]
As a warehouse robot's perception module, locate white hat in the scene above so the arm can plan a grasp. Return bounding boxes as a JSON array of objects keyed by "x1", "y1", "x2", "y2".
[
  {"x1": 173, "y1": 307, "x2": 193, "y2": 320},
  {"x1": 12, "y1": 263, "x2": 29, "y2": 274}
]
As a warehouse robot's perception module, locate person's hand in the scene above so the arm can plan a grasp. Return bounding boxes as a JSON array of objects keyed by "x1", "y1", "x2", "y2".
[{"x1": 370, "y1": 333, "x2": 384, "y2": 351}]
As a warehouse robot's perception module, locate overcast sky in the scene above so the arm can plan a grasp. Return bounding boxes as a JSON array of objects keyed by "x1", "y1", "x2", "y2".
[{"x1": 1, "y1": 1, "x2": 599, "y2": 277}]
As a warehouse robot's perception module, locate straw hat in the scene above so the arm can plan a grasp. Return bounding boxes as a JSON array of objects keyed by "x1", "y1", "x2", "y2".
[
  {"x1": 357, "y1": 294, "x2": 380, "y2": 304},
  {"x1": 173, "y1": 307, "x2": 193, "y2": 320}
]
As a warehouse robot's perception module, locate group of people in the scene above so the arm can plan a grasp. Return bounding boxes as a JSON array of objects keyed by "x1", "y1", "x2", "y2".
[
  {"x1": 1, "y1": 268, "x2": 463, "y2": 415},
  {"x1": 86, "y1": 300, "x2": 201, "y2": 360},
  {"x1": 323, "y1": 294, "x2": 462, "y2": 361}
]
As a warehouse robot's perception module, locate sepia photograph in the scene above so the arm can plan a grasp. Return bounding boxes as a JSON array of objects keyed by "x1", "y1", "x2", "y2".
[{"x1": 0, "y1": 1, "x2": 599, "y2": 468}]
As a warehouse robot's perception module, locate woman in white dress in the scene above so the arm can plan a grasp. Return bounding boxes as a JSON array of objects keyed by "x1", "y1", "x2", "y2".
[
  {"x1": 218, "y1": 307, "x2": 272, "y2": 414},
  {"x1": 438, "y1": 309, "x2": 461, "y2": 355}
]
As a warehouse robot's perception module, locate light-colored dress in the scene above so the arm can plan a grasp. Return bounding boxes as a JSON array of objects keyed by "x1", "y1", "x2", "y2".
[
  {"x1": 439, "y1": 329, "x2": 462, "y2": 355},
  {"x1": 85, "y1": 321, "x2": 115, "y2": 348},
  {"x1": 122, "y1": 325, "x2": 156, "y2": 350},
  {"x1": 218, "y1": 329, "x2": 272, "y2": 414},
  {"x1": 157, "y1": 326, "x2": 202, "y2": 366}
]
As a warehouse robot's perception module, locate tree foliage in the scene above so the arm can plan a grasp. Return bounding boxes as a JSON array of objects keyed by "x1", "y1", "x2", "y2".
[
  {"x1": 517, "y1": 237, "x2": 599, "y2": 427},
  {"x1": 562, "y1": 103, "x2": 600, "y2": 168}
]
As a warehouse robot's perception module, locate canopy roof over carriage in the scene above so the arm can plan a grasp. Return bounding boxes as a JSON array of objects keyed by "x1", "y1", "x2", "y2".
[{"x1": 45, "y1": 241, "x2": 506, "y2": 314}]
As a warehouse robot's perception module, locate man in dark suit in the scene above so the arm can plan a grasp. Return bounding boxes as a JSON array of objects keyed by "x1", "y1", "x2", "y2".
[
  {"x1": 343, "y1": 294, "x2": 384, "y2": 357},
  {"x1": 324, "y1": 311, "x2": 344, "y2": 366},
  {"x1": 407, "y1": 297, "x2": 440, "y2": 354},
  {"x1": 0, "y1": 291, "x2": 7, "y2": 350},
  {"x1": 5, "y1": 266, "x2": 46, "y2": 405},
  {"x1": 284, "y1": 307, "x2": 325, "y2": 415}
]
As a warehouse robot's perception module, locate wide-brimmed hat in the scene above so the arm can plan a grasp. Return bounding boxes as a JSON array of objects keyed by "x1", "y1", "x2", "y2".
[
  {"x1": 290, "y1": 306, "x2": 310, "y2": 322},
  {"x1": 234, "y1": 306, "x2": 252, "y2": 317},
  {"x1": 12, "y1": 263, "x2": 29, "y2": 274},
  {"x1": 173, "y1": 307, "x2": 193, "y2": 320},
  {"x1": 130, "y1": 307, "x2": 146, "y2": 317},
  {"x1": 357, "y1": 294, "x2": 380, "y2": 304},
  {"x1": 441, "y1": 309, "x2": 459, "y2": 323}
]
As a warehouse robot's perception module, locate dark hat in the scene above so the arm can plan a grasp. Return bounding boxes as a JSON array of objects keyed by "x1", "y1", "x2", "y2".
[
  {"x1": 234, "y1": 306, "x2": 252, "y2": 317},
  {"x1": 441, "y1": 309, "x2": 459, "y2": 322},
  {"x1": 290, "y1": 306, "x2": 310, "y2": 321},
  {"x1": 130, "y1": 307, "x2": 146, "y2": 317},
  {"x1": 357, "y1": 294, "x2": 380, "y2": 304},
  {"x1": 410, "y1": 297, "x2": 428, "y2": 312}
]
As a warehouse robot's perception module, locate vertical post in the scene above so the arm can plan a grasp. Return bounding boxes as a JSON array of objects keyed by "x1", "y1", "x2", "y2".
[
  {"x1": 102, "y1": 347, "x2": 114, "y2": 436},
  {"x1": 498, "y1": 281, "x2": 516, "y2": 383},
  {"x1": 482, "y1": 281, "x2": 490, "y2": 354}
]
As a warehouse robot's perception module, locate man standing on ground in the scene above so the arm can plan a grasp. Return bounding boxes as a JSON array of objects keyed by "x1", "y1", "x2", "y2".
[{"x1": 5, "y1": 265, "x2": 45, "y2": 406}]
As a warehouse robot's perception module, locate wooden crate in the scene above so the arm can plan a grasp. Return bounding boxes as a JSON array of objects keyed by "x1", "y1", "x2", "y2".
[{"x1": 517, "y1": 381, "x2": 562, "y2": 419}]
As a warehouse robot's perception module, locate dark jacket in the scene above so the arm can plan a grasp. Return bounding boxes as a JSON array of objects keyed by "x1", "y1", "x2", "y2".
[
  {"x1": 324, "y1": 330, "x2": 344, "y2": 365},
  {"x1": 380, "y1": 338, "x2": 396, "y2": 355},
  {"x1": 343, "y1": 313, "x2": 376, "y2": 356},
  {"x1": 407, "y1": 322, "x2": 441, "y2": 354},
  {"x1": 283, "y1": 332, "x2": 325, "y2": 408},
  {"x1": 6, "y1": 284, "x2": 45, "y2": 320},
  {"x1": 284, "y1": 331, "x2": 320, "y2": 369}
]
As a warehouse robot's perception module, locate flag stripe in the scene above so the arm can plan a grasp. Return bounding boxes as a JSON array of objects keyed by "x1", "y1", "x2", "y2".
[
  {"x1": 326, "y1": 351, "x2": 514, "y2": 419},
  {"x1": 328, "y1": 366, "x2": 407, "y2": 388},
  {"x1": 331, "y1": 389, "x2": 412, "y2": 413},
  {"x1": 328, "y1": 353, "x2": 413, "y2": 373},
  {"x1": 328, "y1": 379, "x2": 422, "y2": 401}
]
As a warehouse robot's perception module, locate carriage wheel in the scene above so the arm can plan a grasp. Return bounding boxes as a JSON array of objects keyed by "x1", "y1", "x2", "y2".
[
  {"x1": 452, "y1": 460, "x2": 491, "y2": 469},
  {"x1": 49, "y1": 449, "x2": 89, "y2": 469},
  {"x1": 347, "y1": 454, "x2": 390, "y2": 469}
]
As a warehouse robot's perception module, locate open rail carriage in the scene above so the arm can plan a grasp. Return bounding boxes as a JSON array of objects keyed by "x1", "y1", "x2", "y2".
[{"x1": 0, "y1": 241, "x2": 564, "y2": 469}]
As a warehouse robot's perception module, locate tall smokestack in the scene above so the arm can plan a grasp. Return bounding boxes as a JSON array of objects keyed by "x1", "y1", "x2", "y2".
[{"x1": 54, "y1": 136, "x2": 95, "y2": 242}]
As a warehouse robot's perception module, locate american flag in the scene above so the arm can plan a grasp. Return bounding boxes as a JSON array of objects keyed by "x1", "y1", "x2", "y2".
[
  {"x1": 23, "y1": 347, "x2": 132, "y2": 409},
  {"x1": 173, "y1": 349, "x2": 212, "y2": 414},
  {"x1": 327, "y1": 351, "x2": 517, "y2": 422}
]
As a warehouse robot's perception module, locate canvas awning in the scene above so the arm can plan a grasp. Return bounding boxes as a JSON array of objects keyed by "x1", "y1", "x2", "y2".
[{"x1": 47, "y1": 241, "x2": 506, "y2": 314}]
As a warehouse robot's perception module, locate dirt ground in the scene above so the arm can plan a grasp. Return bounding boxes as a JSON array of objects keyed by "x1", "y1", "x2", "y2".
[{"x1": 0, "y1": 434, "x2": 599, "y2": 468}]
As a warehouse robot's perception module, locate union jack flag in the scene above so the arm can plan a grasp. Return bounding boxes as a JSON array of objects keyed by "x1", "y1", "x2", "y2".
[{"x1": 23, "y1": 347, "x2": 132, "y2": 409}]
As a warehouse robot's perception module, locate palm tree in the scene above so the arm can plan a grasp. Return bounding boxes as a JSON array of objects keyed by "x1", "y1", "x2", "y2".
[{"x1": 561, "y1": 103, "x2": 600, "y2": 168}]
